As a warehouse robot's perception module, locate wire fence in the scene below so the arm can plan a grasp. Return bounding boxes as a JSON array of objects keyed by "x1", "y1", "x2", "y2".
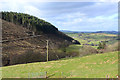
[
  {"x1": 27, "y1": 71, "x2": 72, "y2": 78},
  {"x1": 27, "y1": 72, "x2": 117, "y2": 78}
]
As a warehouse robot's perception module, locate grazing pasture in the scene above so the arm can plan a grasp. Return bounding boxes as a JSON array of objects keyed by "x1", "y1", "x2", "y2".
[{"x1": 2, "y1": 51, "x2": 118, "y2": 78}]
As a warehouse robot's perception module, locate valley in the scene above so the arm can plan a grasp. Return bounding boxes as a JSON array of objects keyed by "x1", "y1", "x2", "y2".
[{"x1": 1, "y1": 12, "x2": 119, "y2": 78}]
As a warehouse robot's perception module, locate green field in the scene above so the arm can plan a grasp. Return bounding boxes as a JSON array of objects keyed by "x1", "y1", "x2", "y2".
[
  {"x1": 66, "y1": 44, "x2": 82, "y2": 53},
  {"x1": 65, "y1": 33, "x2": 118, "y2": 47},
  {"x1": 2, "y1": 51, "x2": 118, "y2": 78}
]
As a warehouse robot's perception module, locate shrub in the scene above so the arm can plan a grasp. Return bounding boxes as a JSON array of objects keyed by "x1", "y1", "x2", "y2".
[
  {"x1": 2, "y1": 53, "x2": 10, "y2": 66},
  {"x1": 97, "y1": 41, "x2": 106, "y2": 49}
]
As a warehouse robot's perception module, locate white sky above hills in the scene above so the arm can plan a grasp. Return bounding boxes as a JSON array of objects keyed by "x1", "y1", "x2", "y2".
[{"x1": 0, "y1": 0, "x2": 118, "y2": 31}]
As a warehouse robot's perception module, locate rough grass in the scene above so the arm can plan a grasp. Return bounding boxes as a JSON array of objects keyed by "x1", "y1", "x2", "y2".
[
  {"x1": 66, "y1": 44, "x2": 98, "y2": 57},
  {"x1": 66, "y1": 44, "x2": 82, "y2": 53},
  {"x1": 2, "y1": 51, "x2": 118, "y2": 78}
]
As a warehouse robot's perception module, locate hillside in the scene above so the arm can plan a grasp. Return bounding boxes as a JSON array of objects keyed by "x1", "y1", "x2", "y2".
[
  {"x1": 1, "y1": 12, "x2": 80, "y2": 66},
  {"x1": 1, "y1": 12, "x2": 80, "y2": 42},
  {"x1": 2, "y1": 51, "x2": 118, "y2": 78}
]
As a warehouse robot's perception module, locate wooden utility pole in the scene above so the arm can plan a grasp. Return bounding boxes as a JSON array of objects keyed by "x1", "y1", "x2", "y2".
[{"x1": 46, "y1": 40, "x2": 49, "y2": 62}]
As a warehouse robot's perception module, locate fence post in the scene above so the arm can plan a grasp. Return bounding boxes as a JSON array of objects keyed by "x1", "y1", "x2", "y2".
[
  {"x1": 61, "y1": 72, "x2": 63, "y2": 78},
  {"x1": 46, "y1": 71, "x2": 47, "y2": 78},
  {"x1": 46, "y1": 40, "x2": 49, "y2": 62},
  {"x1": 28, "y1": 73, "x2": 30, "y2": 79},
  {"x1": 70, "y1": 72, "x2": 72, "y2": 78},
  {"x1": 106, "y1": 75, "x2": 109, "y2": 80}
]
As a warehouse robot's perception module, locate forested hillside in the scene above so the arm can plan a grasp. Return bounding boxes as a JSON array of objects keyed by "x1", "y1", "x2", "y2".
[
  {"x1": 1, "y1": 12, "x2": 81, "y2": 42},
  {"x1": 1, "y1": 12, "x2": 80, "y2": 66},
  {"x1": 1, "y1": 12, "x2": 58, "y2": 34}
]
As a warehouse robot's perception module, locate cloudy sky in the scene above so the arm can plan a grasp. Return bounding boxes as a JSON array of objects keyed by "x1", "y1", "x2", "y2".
[{"x1": 0, "y1": 0, "x2": 118, "y2": 31}]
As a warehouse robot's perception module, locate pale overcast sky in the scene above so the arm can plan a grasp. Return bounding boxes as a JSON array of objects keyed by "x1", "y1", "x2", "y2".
[{"x1": 0, "y1": 0, "x2": 118, "y2": 31}]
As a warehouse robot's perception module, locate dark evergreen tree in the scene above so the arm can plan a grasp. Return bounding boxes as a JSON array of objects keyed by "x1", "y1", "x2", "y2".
[{"x1": 97, "y1": 41, "x2": 106, "y2": 49}]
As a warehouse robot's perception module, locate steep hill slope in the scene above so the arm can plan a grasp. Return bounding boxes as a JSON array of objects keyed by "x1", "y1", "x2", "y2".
[
  {"x1": 1, "y1": 12, "x2": 79, "y2": 42},
  {"x1": 1, "y1": 12, "x2": 80, "y2": 66}
]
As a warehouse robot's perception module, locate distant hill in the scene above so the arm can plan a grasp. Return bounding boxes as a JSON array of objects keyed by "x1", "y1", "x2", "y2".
[
  {"x1": 94, "y1": 31, "x2": 118, "y2": 34},
  {"x1": 61, "y1": 30, "x2": 118, "y2": 34},
  {"x1": 1, "y1": 12, "x2": 80, "y2": 66}
]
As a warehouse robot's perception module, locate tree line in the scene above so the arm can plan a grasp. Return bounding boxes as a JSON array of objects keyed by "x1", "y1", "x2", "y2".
[{"x1": 1, "y1": 11, "x2": 58, "y2": 34}]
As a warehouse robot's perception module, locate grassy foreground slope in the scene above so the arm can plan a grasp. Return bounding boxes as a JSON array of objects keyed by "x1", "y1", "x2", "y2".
[{"x1": 2, "y1": 51, "x2": 118, "y2": 78}]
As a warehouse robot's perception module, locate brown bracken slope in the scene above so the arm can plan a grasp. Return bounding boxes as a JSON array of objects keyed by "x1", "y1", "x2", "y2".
[{"x1": 2, "y1": 19, "x2": 80, "y2": 66}]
